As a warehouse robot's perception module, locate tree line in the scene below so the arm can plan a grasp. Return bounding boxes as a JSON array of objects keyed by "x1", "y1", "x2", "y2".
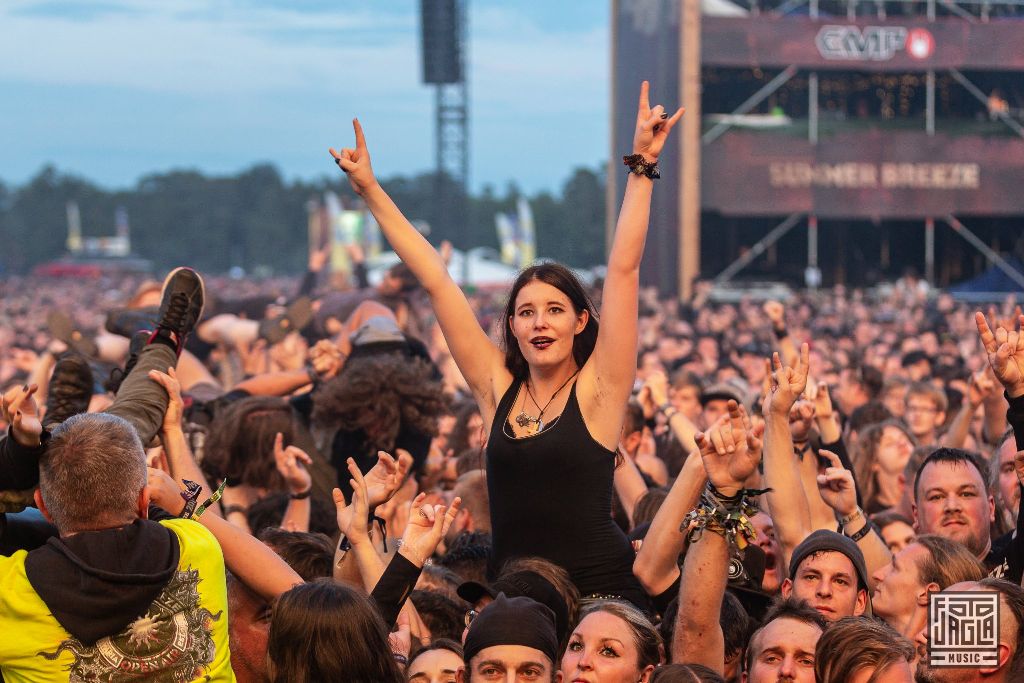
[{"x1": 0, "y1": 163, "x2": 607, "y2": 275}]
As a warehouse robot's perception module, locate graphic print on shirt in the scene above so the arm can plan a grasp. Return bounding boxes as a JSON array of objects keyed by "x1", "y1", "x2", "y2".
[{"x1": 36, "y1": 567, "x2": 221, "y2": 682}]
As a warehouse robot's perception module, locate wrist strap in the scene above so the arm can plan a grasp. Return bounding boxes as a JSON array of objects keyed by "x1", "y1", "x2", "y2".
[
  {"x1": 179, "y1": 480, "x2": 202, "y2": 519},
  {"x1": 847, "y1": 520, "x2": 875, "y2": 543},
  {"x1": 839, "y1": 506, "x2": 864, "y2": 527},
  {"x1": 190, "y1": 479, "x2": 227, "y2": 520},
  {"x1": 304, "y1": 364, "x2": 319, "y2": 385}
]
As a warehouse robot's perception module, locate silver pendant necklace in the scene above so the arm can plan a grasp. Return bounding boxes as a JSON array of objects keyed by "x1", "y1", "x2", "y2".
[{"x1": 514, "y1": 369, "x2": 579, "y2": 434}]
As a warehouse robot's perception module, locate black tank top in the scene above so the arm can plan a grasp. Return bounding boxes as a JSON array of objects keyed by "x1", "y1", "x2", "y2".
[{"x1": 486, "y1": 380, "x2": 649, "y2": 609}]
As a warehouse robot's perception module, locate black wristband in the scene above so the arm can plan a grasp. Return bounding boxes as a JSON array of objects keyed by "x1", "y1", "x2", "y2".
[
  {"x1": 290, "y1": 487, "x2": 313, "y2": 500},
  {"x1": 774, "y1": 327, "x2": 789, "y2": 339},
  {"x1": 847, "y1": 521, "x2": 875, "y2": 543}
]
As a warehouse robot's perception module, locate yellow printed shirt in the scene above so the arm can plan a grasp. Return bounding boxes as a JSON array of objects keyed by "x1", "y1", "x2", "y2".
[{"x1": 0, "y1": 517, "x2": 235, "y2": 682}]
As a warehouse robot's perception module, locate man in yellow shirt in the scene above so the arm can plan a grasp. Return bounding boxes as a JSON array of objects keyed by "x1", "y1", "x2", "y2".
[{"x1": 0, "y1": 411, "x2": 235, "y2": 682}]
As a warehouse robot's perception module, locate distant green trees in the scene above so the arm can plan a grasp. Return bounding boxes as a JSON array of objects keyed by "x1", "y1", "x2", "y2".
[{"x1": 0, "y1": 163, "x2": 607, "y2": 275}]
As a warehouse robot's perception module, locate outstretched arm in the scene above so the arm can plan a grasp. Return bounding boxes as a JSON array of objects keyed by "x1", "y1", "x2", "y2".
[
  {"x1": 330, "y1": 122, "x2": 507, "y2": 420},
  {"x1": 762, "y1": 347, "x2": 813, "y2": 573},
  {"x1": 673, "y1": 402, "x2": 762, "y2": 673},
  {"x1": 148, "y1": 368, "x2": 221, "y2": 518},
  {"x1": 816, "y1": 450, "x2": 891, "y2": 587},
  {"x1": 580, "y1": 82, "x2": 684, "y2": 447},
  {"x1": 147, "y1": 468, "x2": 301, "y2": 601}
]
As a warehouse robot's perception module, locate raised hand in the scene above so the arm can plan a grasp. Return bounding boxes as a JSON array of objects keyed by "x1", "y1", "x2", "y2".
[
  {"x1": 329, "y1": 119, "x2": 378, "y2": 196},
  {"x1": 967, "y1": 367, "x2": 998, "y2": 408},
  {"x1": 334, "y1": 457, "x2": 371, "y2": 543},
  {"x1": 633, "y1": 81, "x2": 684, "y2": 163},
  {"x1": 308, "y1": 339, "x2": 345, "y2": 380},
  {"x1": 308, "y1": 243, "x2": 331, "y2": 273},
  {"x1": 695, "y1": 399, "x2": 763, "y2": 497},
  {"x1": 400, "y1": 492, "x2": 462, "y2": 567},
  {"x1": 148, "y1": 366, "x2": 184, "y2": 433},
  {"x1": 811, "y1": 381, "x2": 834, "y2": 420},
  {"x1": 975, "y1": 311, "x2": 1024, "y2": 398},
  {"x1": 273, "y1": 432, "x2": 313, "y2": 495},
  {"x1": 363, "y1": 449, "x2": 412, "y2": 508},
  {"x1": 815, "y1": 449, "x2": 858, "y2": 518},
  {"x1": 1, "y1": 384, "x2": 42, "y2": 447},
  {"x1": 763, "y1": 300, "x2": 786, "y2": 330},
  {"x1": 147, "y1": 466, "x2": 185, "y2": 516},
  {"x1": 763, "y1": 343, "x2": 810, "y2": 417},
  {"x1": 645, "y1": 371, "x2": 670, "y2": 409}
]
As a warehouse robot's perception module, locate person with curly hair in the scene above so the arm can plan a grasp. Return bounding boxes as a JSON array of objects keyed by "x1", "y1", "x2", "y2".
[{"x1": 305, "y1": 350, "x2": 446, "y2": 498}]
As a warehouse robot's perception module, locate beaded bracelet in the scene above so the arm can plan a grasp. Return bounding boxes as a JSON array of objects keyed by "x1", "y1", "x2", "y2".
[
  {"x1": 681, "y1": 484, "x2": 771, "y2": 551},
  {"x1": 623, "y1": 154, "x2": 661, "y2": 179}
]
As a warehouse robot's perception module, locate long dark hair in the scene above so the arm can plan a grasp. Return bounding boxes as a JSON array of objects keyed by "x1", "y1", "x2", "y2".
[
  {"x1": 268, "y1": 580, "x2": 404, "y2": 683},
  {"x1": 501, "y1": 262, "x2": 599, "y2": 380},
  {"x1": 201, "y1": 396, "x2": 294, "y2": 489}
]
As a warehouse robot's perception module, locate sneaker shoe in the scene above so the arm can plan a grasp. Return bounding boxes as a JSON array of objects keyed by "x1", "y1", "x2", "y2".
[
  {"x1": 43, "y1": 353, "x2": 94, "y2": 429},
  {"x1": 259, "y1": 296, "x2": 313, "y2": 344},
  {"x1": 46, "y1": 311, "x2": 99, "y2": 358},
  {"x1": 150, "y1": 267, "x2": 206, "y2": 355},
  {"x1": 104, "y1": 306, "x2": 158, "y2": 338},
  {"x1": 105, "y1": 330, "x2": 150, "y2": 395}
]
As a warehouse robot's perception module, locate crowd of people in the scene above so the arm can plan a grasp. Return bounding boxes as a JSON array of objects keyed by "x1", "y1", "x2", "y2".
[{"x1": 1, "y1": 81, "x2": 1023, "y2": 683}]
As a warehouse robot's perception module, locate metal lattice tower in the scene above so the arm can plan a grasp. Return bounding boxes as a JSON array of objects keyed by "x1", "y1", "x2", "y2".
[{"x1": 420, "y1": 0, "x2": 469, "y2": 242}]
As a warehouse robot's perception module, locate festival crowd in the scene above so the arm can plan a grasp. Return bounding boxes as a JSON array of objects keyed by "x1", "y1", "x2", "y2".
[{"x1": 1, "y1": 82, "x2": 1023, "y2": 683}]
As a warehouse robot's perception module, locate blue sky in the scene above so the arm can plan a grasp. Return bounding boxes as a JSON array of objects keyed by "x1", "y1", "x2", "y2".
[{"x1": 0, "y1": 1, "x2": 610, "y2": 194}]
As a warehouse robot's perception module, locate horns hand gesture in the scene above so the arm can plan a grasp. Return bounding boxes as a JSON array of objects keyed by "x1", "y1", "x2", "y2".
[
  {"x1": 329, "y1": 118, "x2": 378, "y2": 196},
  {"x1": 975, "y1": 311, "x2": 1024, "y2": 399},
  {"x1": 633, "y1": 80, "x2": 684, "y2": 163}
]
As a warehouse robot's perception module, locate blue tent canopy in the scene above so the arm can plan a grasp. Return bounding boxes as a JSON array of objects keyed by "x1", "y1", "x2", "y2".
[{"x1": 949, "y1": 257, "x2": 1024, "y2": 295}]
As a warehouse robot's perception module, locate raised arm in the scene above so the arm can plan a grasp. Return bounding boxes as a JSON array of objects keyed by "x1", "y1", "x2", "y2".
[
  {"x1": 147, "y1": 468, "x2": 301, "y2": 601},
  {"x1": 148, "y1": 368, "x2": 220, "y2": 518},
  {"x1": 673, "y1": 403, "x2": 763, "y2": 672},
  {"x1": 273, "y1": 432, "x2": 313, "y2": 532},
  {"x1": 762, "y1": 346, "x2": 813, "y2": 573},
  {"x1": 579, "y1": 82, "x2": 683, "y2": 445},
  {"x1": 330, "y1": 121, "x2": 507, "y2": 419},
  {"x1": 633, "y1": 428, "x2": 717, "y2": 597},
  {"x1": 942, "y1": 370, "x2": 995, "y2": 448},
  {"x1": 642, "y1": 372, "x2": 699, "y2": 454},
  {"x1": 613, "y1": 448, "x2": 650, "y2": 529},
  {"x1": 816, "y1": 450, "x2": 891, "y2": 587}
]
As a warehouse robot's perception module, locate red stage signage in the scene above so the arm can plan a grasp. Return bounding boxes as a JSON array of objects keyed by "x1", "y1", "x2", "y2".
[
  {"x1": 703, "y1": 16, "x2": 1024, "y2": 71},
  {"x1": 702, "y1": 129, "x2": 1024, "y2": 218}
]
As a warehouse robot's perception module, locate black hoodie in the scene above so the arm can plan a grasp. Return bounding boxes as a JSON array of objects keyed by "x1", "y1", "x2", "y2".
[{"x1": 24, "y1": 518, "x2": 180, "y2": 646}]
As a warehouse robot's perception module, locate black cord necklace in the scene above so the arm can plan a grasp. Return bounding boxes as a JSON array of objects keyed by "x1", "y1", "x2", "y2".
[{"x1": 515, "y1": 369, "x2": 580, "y2": 434}]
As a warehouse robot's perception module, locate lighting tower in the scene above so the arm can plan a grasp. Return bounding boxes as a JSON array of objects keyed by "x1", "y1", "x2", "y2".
[{"x1": 420, "y1": 0, "x2": 469, "y2": 243}]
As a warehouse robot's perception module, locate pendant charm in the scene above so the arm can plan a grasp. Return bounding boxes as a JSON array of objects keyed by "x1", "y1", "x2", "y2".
[{"x1": 515, "y1": 412, "x2": 536, "y2": 428}]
